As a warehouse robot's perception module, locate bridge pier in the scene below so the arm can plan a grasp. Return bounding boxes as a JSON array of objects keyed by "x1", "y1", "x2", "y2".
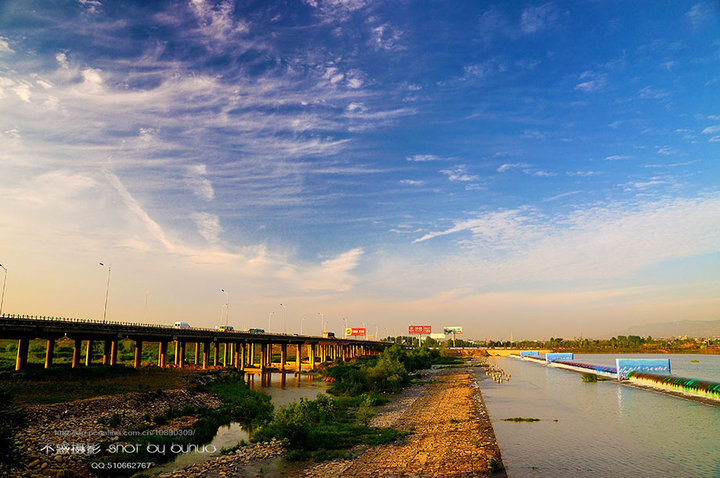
[
  {"x1": 71, "y1": 338, "x2": 81, "y2": 368},
  {"x1": 134, "y1": 340, "x2": 143, "y2": 368},
  {"x1": 15, "y1": 337, "x2": 29, "y2": 371},
  {"x1": 194, "y1": 342, "x2": 200, "y2": 365},
  {"x1": 202, "y1": 342, "x2": 209, "y2": 369},
  {"x1": 239, "y1": 343, "x2": 246, "y2": 370},
  {"x1": 280, "y1": 343, "x2": 286, "y2": 372},
  {"x1": 308, "y1": 343, "x2": 315, "y2": 370},
  {"x1": 178, "y1": 341, "x2": 185, "y2": 367},
  {"x1": 85, "y1": 339, "x2": 93, "y2": 366},
  {"x1": 110, "y1": 339, "x2": 118, "y2": 366},
  {"x1": 45, "y1": 338, "x2": 55, "y2": 369},
  {"x1": 158, "y1": 341, "x2": 168, "y2": 367},
  {"x1": 296, "y1": 343, "x2": 302, "y2": 372}
]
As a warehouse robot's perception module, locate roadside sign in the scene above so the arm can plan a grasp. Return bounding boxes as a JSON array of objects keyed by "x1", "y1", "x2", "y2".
[
  {"x1": 345, "y1": 327, "x2": 366, "y2": 336},
  {"x1": 409, "y1": 325, "x2": 432, "y2": 334}
]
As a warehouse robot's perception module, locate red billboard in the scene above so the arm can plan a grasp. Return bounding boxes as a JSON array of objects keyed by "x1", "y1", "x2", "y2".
[
  {"x1": 408, "y1": 325, "x2": 432, "y2": 335},
  {"x1": 345, "y1": 327, "x2": 366, "y2": 336}
]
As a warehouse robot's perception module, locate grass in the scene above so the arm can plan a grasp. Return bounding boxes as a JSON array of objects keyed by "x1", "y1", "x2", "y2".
[
  {"x1": 502, "y1": 417, "x2": 541, "y2": 422},
  {"x1": 253, "y1": 393, "x2": 410, "y2": 461}
]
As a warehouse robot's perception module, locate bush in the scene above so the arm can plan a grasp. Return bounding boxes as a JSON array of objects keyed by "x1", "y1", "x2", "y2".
[{"x1": 366, "y1": 347, "x2": 410, "y2": 393}]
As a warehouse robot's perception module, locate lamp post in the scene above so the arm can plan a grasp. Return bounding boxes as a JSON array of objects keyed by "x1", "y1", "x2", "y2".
[
  {"x1": 221, "y1": 289, "x2": 229, "y2": 327},
  {"x1": 280, "y1": 303, "x2": 287, "y2": 334},
  {"x1": 0, "y1": 264, "x2": 7, "y2": 316},
  {"x1": 99, "y1": 263, "x2": 111, "y2": 322}
]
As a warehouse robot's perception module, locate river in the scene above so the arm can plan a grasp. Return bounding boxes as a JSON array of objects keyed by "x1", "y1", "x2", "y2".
[
  {"x1": 478, "y1": 354, "x2": 720, "y2": 477},
  {"x1": 151, "y1": 372, "x2": 328, "y2": 474}
]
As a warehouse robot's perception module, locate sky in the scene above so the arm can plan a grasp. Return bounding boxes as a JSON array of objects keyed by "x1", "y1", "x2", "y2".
[{"x1": 0, "y1": 0, "x2": 719, "y2": 340}]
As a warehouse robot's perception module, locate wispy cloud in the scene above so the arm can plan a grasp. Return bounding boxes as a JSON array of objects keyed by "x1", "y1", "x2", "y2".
[
  {"x1": 406, "y1": 154, "x2": 445, "y2": 162},
  {"x1": 605, "y1": 154, "x2": 633, "y2": 161},
  {"x1": 686, "y1": 2, "x2": 717, "y2": 28},
  {"x1": 440, "y1": 165, "x2": 478, "y2": 182},
  {"x1": 575, "y1": 71, "x2": 608, "y2": 92},
  {"x1": 0, "y1": 36, "x2": 14, "y2": 54},
  {"x1": 497, "y1": 162, "x2": 529, "y2": 172},
  {"x1": 520, "y1": 2, "x2": 559, "y2": 34}
]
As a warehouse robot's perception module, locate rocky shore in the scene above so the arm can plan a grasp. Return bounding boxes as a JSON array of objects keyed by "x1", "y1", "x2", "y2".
[{"x1": 18, "y1": 389, "x2": 222, "y2": 478}]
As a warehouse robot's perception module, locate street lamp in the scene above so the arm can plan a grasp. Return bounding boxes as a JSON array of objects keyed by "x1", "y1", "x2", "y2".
[
  {"x1": 0, "y1": 264, "x2": 7, "y2": 316},
  {"x1": 280, "y1": 303, "x2": 287, "y2": 334},
  {"x1": 99, "y1": 263, "x2": 111, "y2": 322},
  {"x1": 221, "y1": 289, "x2": 229, "y2": 327}
]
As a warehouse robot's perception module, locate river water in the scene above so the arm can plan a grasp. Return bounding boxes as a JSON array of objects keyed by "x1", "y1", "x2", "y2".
[
  {"x1": 478, "y1": 354, "x2": 720, "y2": 477},
  {"x1": 151, "y1": 372, "x2": 328, "y2": 474}
]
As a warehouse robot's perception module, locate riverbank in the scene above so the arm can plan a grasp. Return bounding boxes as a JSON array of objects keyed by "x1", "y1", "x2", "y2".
[
  {"x1": 164, "y1": 366, "x2": 505, "y2": 477},
  {"x1": 17, "y1": 389, "x2": 222, "y2": 478}
]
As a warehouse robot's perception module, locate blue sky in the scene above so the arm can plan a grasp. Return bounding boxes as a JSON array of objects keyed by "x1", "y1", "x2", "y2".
[{"x1": 0, "y1": 0, "x2": 719, "y2": 339}]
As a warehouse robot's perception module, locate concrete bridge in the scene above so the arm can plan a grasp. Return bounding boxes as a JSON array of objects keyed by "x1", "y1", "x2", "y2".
[{"x1": 0, "y1": 315, "x2": 387, "y2": 371}]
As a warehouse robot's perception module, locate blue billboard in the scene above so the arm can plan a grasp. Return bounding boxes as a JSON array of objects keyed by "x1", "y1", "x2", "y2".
[
  {"x1": 616, "y1": 358, "x2": 671, "y2": 379},
  {"x1": 546, "y1": 352, "x2": 573, "y2": 363},
  {"x1": 520, "y1": 351, "x2": 539, "y2": 358}
]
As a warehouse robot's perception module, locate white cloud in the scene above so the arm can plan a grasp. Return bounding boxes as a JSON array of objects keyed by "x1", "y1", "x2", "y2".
[
  {"x1": 686, "y1": 2, "x2": 715, "y2": 28},
  {"x1": 192, "y1": 212, "x2": 222, "y2": 243},
  {"x1": 412, "y1": 194, "x2": 720, "y2": 284},
  {"x1": 656, "y1": 146, "x2": 676, "y2": 155},
  {"x1": 639, "y1": 86, "x2": 670, "y2": 100},
  {"x1": 407, "y1": 154, "x2": 442, "y2": 162},
  {"x1": 189, "y1": 0, "x2": 250, "y2": 43},
  {"x1": 497, "y1": 162, "x2": 529, "y2": 172},
  {"x1": 13, "y1": 84, "x2": 31, "y2": 102},
  {"x1": 400, "y1": 179, "x2": 424, "y2": 186},
  {"x1": 605, "y1": 154, "x2": 633, "y2": 161},
  {"x1": 55, "y1": 53, "x2": 69, "y2": 69},
  {"x1": 305, "y1": 0, "x2": 371, "y2": 22},
  {"x1": 575, "y1": 71, "x2": 607, "y2": 92},
  {"x1": 520, "y1": 2, "x2": 559, "y2": 34},
  {"x1": 709, "y1": 136, "x2": 720, "y2": 143},
  {"x1": 0, "y1": 36, "x2": 14, "y2": 54},
  {"x1": 440, "y1": 165, "x2": 478, "y2": 182},
  {"x1": 371, "y1": 23, "x2": 404, "y2": 51},
  {"x1": 701, "y1": 125, "x2": 720, "y2": 134},
  {"x1": 184, "y1": 164, "x2": 215, "y2": 201}
]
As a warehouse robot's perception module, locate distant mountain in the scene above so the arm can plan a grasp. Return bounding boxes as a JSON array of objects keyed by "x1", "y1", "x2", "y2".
[{"x1": 612, "y1": 319, "x2": 720, "y2": 339}]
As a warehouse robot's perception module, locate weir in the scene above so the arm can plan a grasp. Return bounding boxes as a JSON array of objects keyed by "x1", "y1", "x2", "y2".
[
  {"x1": 509, "y1": 352, "x2": 720, "y2": 403},
  {"x1": 627, "y1": 371, "x2": 720, "y2": 401}
]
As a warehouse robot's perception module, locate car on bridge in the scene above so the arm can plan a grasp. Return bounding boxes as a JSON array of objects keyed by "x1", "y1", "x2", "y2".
[
  {"x1": 173, "y1": 321, "x2": 190, "y2": 329},
  {"x1": 216, "y1": 325, "x2": 234, "y2": 331}
]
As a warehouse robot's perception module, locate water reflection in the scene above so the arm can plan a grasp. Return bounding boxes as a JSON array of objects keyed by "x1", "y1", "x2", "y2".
[{"x1": 152, "y1": 371, "x2": 327, "y2": 474}]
